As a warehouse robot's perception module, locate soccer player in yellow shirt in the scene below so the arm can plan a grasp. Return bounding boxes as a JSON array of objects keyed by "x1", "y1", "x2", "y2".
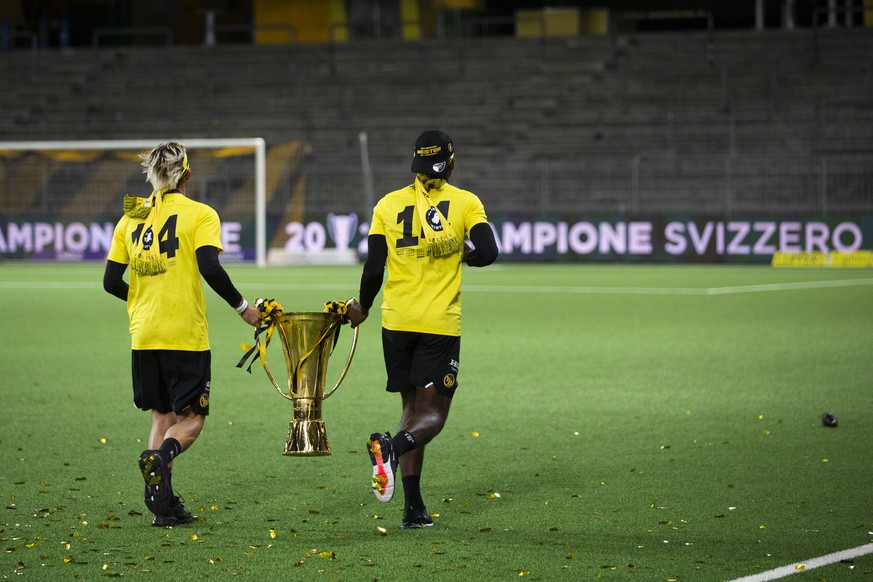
[
  {"x1": 347, "y1": 130, "x2": 498, "y2": 529},
  {"x1": 103, "y1": 142, "x2": 261, "y2": 526}
]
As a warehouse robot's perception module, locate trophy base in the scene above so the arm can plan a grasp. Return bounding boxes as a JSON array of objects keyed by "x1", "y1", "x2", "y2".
[{"x1": 284, "y1": 419, "x2": 331, "y2": 456}]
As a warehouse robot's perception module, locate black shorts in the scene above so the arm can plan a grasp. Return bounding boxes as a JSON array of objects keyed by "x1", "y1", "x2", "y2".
[
  {"x1": 132, "y1": 350, "x2": 211, "y2": 415},
  {"x1": 382, "y1": 329, "x2": 460, "y2": 398}
]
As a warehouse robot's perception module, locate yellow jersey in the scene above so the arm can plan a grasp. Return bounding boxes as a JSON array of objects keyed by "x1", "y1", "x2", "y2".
[
  {"x1": 107, "y1": 193, "x2": 223, "y2": 350},
  {"x1": 369, "y1": 181, "x2": 489, "y2": 336}
]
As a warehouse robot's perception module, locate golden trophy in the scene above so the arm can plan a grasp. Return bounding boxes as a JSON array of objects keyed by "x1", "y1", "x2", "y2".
[{"x1": 245, "y1": 300, "x2": 358, "y2": 456}]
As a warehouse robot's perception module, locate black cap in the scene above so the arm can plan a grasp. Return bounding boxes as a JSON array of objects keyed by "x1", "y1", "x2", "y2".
[{"x1": 411, "y1": 130, "x2": 454, "y2": 177}]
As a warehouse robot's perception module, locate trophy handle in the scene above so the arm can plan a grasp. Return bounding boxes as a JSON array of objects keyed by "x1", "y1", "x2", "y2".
[
  {"x1": 323, "y1": 325, "x2": 358, "y2": 400},
  {"x1": 258, "y1": 316, "x2": 356, "y2": 401},
  {"x1": 257, "y1": 336, "x2": 295, "y2": 401}
]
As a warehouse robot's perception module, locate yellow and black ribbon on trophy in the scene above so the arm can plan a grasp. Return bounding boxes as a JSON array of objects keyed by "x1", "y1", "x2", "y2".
[
  {"x1": 236, "y1": 298, "x2": 353, "y2": 375},
  {"x1": 237, "y1": 298, "x2": 285, "y2": 373}
]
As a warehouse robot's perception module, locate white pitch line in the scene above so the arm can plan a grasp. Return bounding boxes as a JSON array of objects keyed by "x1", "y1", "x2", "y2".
[
  {"x1": 704, "y1": 278, "x2": 873, "y2": 295},
  {"x1": 462, "y1": 278, "x2": 873, "y2": 295},
  {"x1": 725, "y1": 542, "x2": 873, "y2": 582}
]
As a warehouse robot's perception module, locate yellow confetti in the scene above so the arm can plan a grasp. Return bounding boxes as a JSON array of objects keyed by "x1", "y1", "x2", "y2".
[
  {"x1": 759, "y1": 525, "x2": 766, "y2": 530},
  {"x1": 269, "y1": 529, "x2": 277, "y2": 539},
  {"x1": 99, "y1": 438, "x2": 107, "y2": 444},
  {"x1": 762, "y1": 430, "x2": 771, "y2": 436},
  {"x1": 102, "y1": 564, "x2": 108, "y2": 570},
  {"x1": 758, "y1": 415, "x2": 764, "y2": 420},
  {"x1": 210, "y1": 505, "x2": 219, "y2": 511},
  {"x1": 795, "y1": 564, "x2": 806, "y2": 571},
  {"x1": 519, "y1": 570, "x2": 531, "y2": 576},
  {"x1": 470, "y1": 432, "x2": 479, "y2": 437},
  {"x1": 821, "y1": 458, "x2": 829, "y2": 463},
  {"x1": 376, "y1": 526, "x2": 387, "y2": 536},
  {"x1": 190, "y1": 534, "x2": 198, "y2": 541},
  {"x1": 488, "y1": 492, "x2": 501, "y2": 499},
  {"x1": 61, "y1": 555, "x2": 74, "y2": 563}
]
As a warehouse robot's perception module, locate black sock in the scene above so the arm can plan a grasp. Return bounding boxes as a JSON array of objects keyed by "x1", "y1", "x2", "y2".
[
  {"x1": 158, "y1": 438, "x2": 182, "y2": 461},
  {"x1": 402, "y1": 475, "x2": 424, "y2": 512},
  {"x1": 166, "y1": 470, "x2": 178, "y2": 503},
  {"x1": 391, "y1": 431, "x2": 415, "y2": 457}
]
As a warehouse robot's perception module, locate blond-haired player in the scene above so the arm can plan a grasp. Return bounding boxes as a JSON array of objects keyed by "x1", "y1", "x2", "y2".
[{"x1": 103, "y1": 142, "x2": 260, "y2": 526}]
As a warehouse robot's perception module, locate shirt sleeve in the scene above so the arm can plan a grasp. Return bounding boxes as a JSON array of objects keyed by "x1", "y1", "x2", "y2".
[
  {"x1": 195, "y1": 206, "x2": 224, "y2": 253},
  {"x1": 106, "y1": 216, "x2": 130, "y2": 264}
]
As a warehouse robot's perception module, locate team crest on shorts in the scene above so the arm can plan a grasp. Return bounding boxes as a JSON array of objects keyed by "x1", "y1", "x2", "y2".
[
  {"x1": 199, "y1": 392, "x2": 210, "y2": 408},
  {"x1": 443, "y1": 373, "x2": 456, "y2": 389}
]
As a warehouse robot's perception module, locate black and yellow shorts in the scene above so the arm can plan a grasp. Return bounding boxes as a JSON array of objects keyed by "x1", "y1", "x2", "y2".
[
  {"x1": 132, "y1": 349, "x2": 211, "y2": 415},
  {"x1": 382, "y1": 329, "x2": 460, "y2": 397}
]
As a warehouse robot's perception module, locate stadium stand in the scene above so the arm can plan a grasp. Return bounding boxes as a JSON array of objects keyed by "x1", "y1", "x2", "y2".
[{"x1": 0, "y1": 27, "x2": 871, "y2": 215}]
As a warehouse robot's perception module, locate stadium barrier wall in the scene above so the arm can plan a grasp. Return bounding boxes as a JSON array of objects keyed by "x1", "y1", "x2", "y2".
[{"x1": 2, "y1": 213, "x2": 872, "y2": 265}]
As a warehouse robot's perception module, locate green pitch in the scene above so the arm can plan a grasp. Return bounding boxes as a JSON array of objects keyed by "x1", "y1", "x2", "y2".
[{"x1": 1, "y1": 262, "x2": 872, "y2": 580}]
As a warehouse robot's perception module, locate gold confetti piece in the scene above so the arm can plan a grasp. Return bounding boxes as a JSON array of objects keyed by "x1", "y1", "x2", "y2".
[
  {"x1": 61, "y1": 556, "x2": 74, "y2": 563},
  {"x1": 210, "y1": 505, "x2": 219, "y2": 511},
  {"x1": 190, "y1": 535, "x2": 198, "y2": 541},
  {"x1": 759, "y1": 525, "x2": 766, "y2": 530},
  {"x1": 660, "y1": 445, "x2": 670, "y2": 450},
  {"x1": 519, "y1": 570, "x2": 531, "y2": 576},
  {"x1": 762, "y1": 430, "x2": 771, "y2": 436},
  {"x1": 376, "y1": 526, "x2": 388, "y2": 536},
  {"x1": 470, "y1": 432, "x2": 479, "y2": 437},
  {"x1": 795, "y1": 564, "x2": 805, "y2": 571},
  {"x1": 758, "y1": 415, "x2": 764, "y2": 420},
  {"x1": 821, "y1": 458, "x2": 829, "y2": 463},
  {"x1": 99, "y1": 438, "x2": 107, "y2": 444},
  {"x1": 269, "y1": 529, "x2": 277, "y2": 539},
  {"x1": 488, "y1": 492, "x2": 501, "y2": 499},
  {"x1": 432, "y1": 513, "x2": 440, "y2": 517}
]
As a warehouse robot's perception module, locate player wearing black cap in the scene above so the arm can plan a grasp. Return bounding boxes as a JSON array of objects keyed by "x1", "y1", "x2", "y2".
[{"x1": 347, "y1": 130, "x2": 499, "y2": 528}]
